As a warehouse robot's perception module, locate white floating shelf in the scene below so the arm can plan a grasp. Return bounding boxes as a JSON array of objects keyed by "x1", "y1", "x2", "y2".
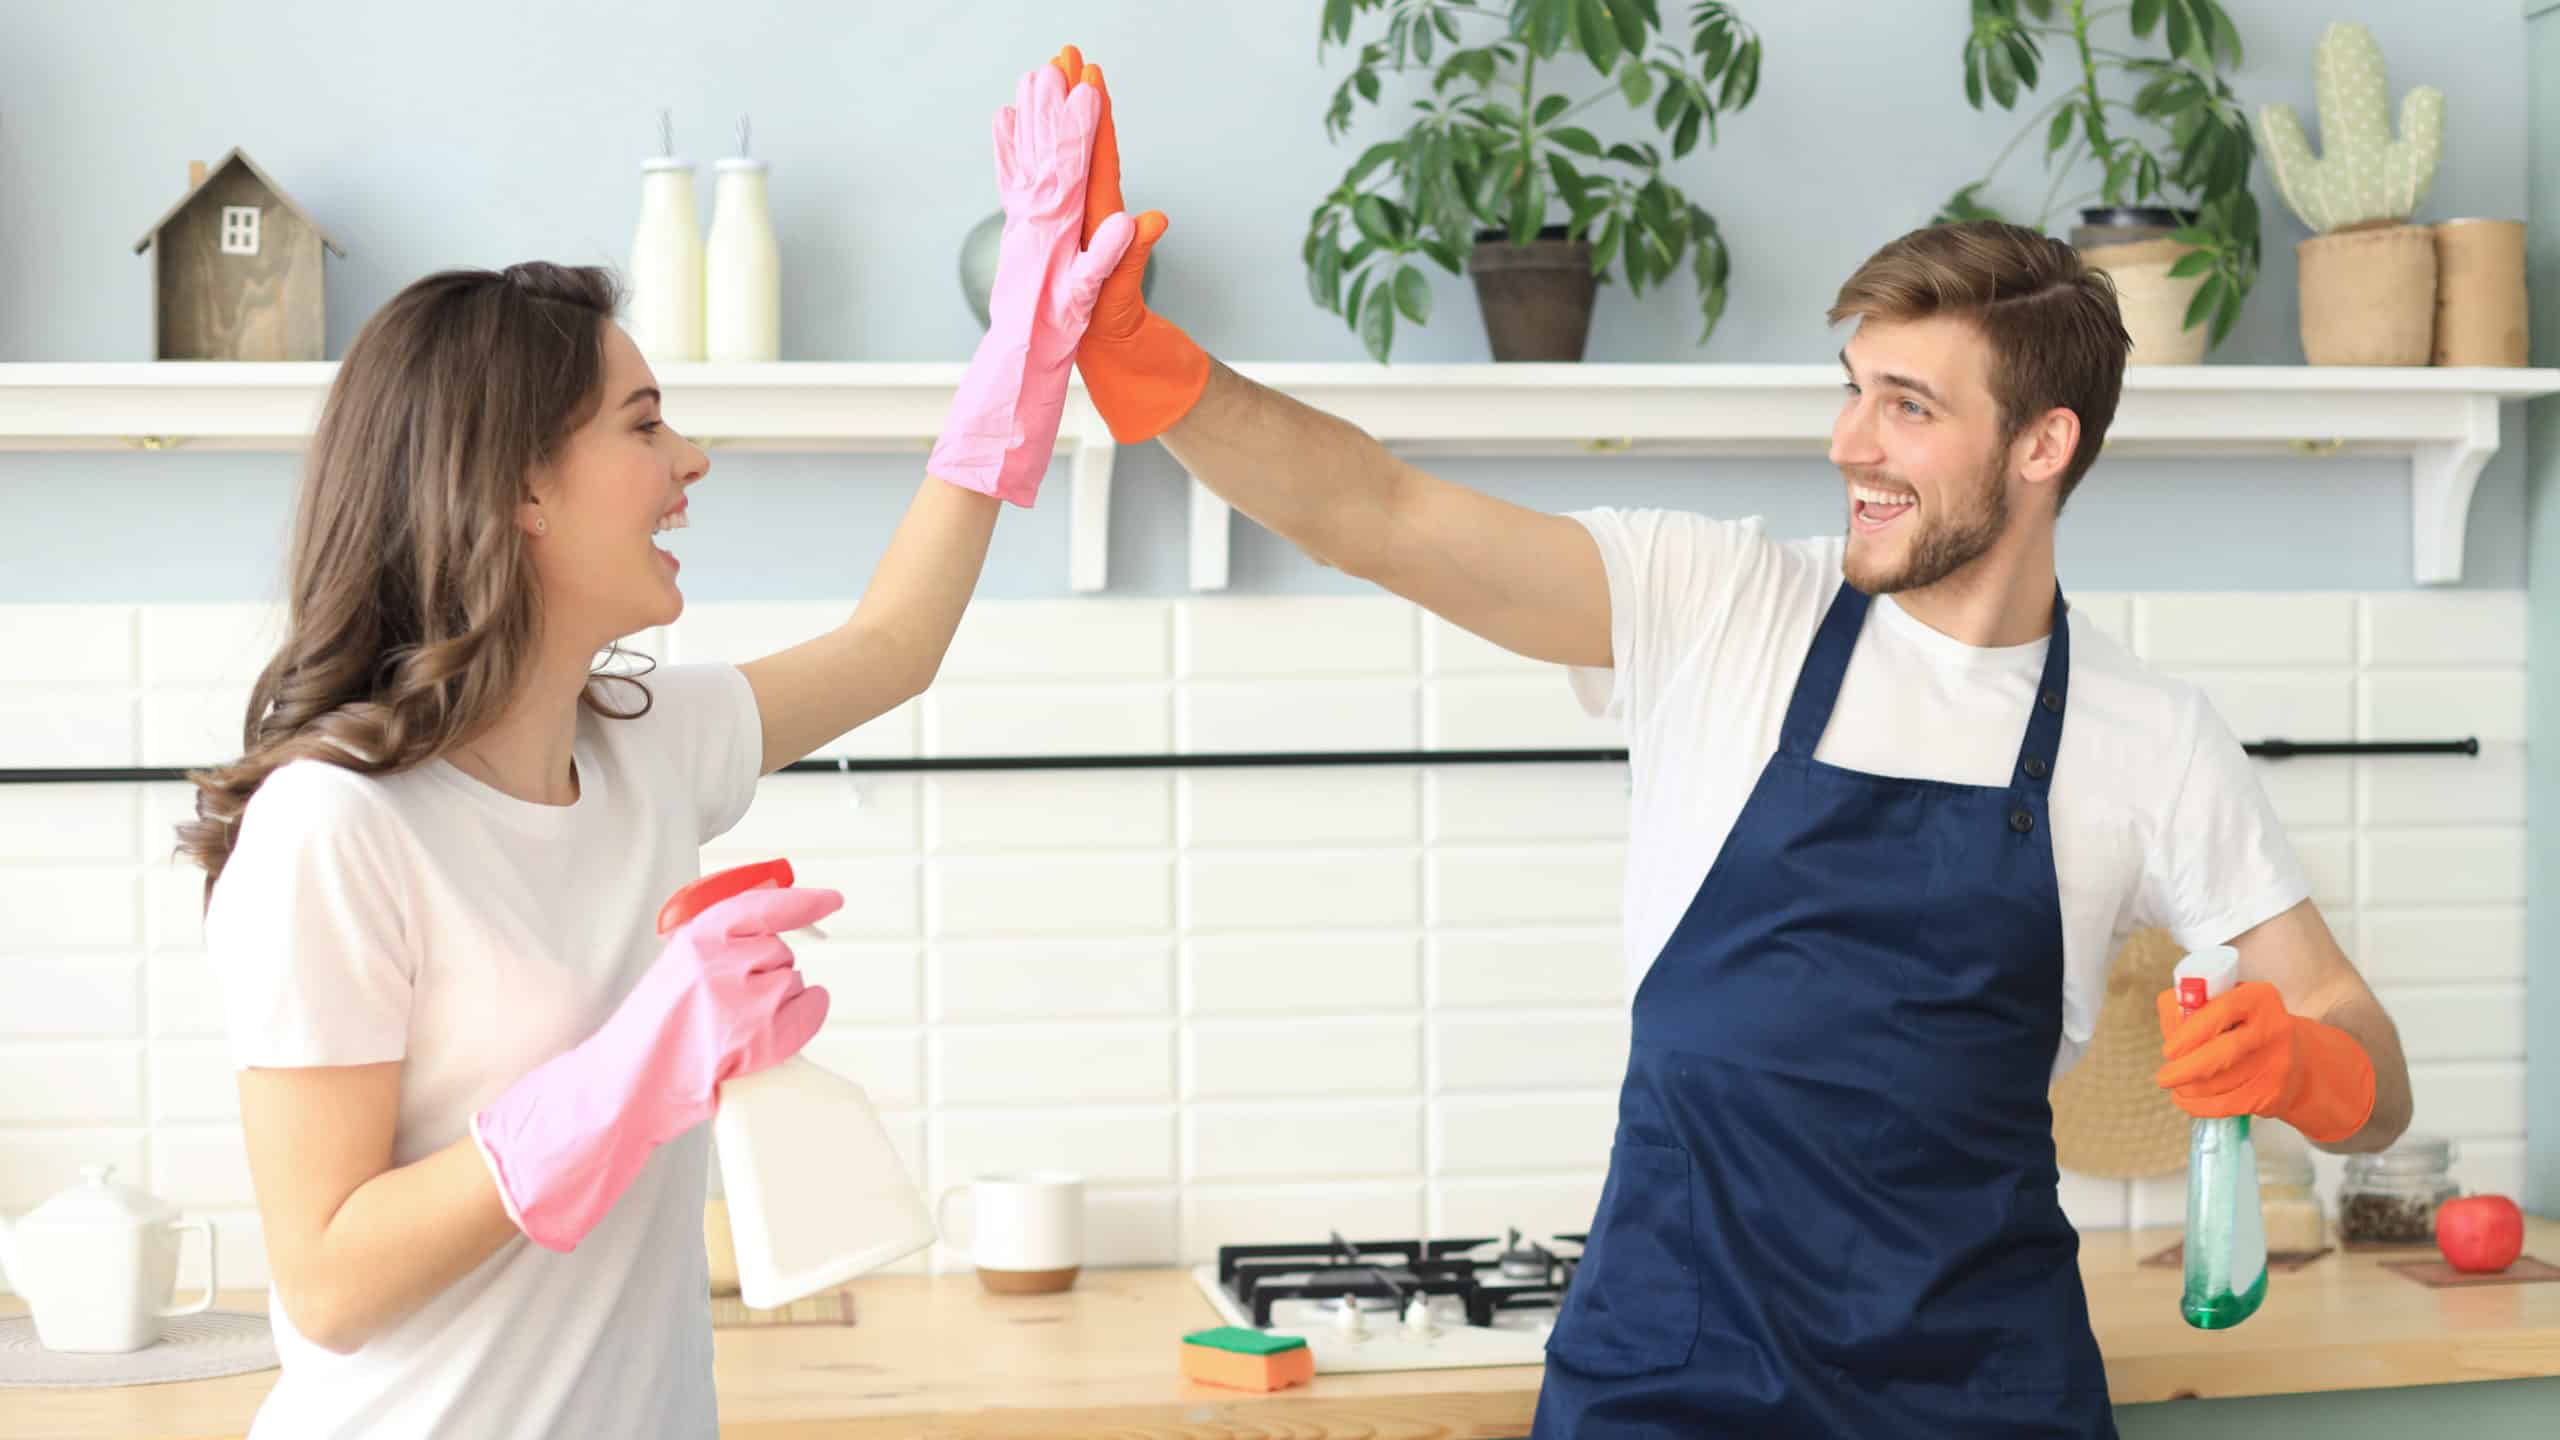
[{"x1": 4, "y1": 361, "x2": 2553, "y2": 589}]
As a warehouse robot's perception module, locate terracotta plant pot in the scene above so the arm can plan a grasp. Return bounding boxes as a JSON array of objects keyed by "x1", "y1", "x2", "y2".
[
  {"x1": 2297, "y1": 223, "x2": 2438, "y2": 365},
  {"x1": 1467, "y1": 226, "x2": 1597, "y2": 362},
  {"x1": 2079, "y1": 236, "x2": 2210, "y2": 366}
]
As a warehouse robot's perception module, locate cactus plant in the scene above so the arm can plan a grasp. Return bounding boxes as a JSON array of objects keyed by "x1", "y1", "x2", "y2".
[{"x1": 2257, "y1": 22, "x2": 2443, "y2": 234}]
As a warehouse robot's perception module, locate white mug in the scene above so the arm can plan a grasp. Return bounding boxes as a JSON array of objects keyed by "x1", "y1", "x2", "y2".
[{"x1": 934, "y1": 1172, "x2": 1084, "y2": 1294}]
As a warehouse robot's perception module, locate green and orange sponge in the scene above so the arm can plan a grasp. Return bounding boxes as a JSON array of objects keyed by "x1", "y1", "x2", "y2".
[{"x1": 1179, "y1": 1326, "x2": 1315, "y2": 1392}]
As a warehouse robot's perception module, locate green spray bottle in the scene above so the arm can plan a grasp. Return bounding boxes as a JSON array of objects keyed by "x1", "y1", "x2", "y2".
[{"x1": 2176, "y1": 944, "x2": 2268, "y2": 1329}]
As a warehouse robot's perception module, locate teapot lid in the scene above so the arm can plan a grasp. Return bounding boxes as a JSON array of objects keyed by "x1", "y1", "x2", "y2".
[{"x1": 20, "y1": 1164, "x2": 178, "y2": 1230}]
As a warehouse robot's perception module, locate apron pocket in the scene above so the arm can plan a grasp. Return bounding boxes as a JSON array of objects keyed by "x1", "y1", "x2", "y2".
[{"x1": 1543, "y1": 1140, "x2": 1700, "y2": 1379}]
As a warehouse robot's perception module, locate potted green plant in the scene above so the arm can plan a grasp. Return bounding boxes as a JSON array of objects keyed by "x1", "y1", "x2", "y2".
[
  {"x1": 1935, "y1": 0, "x2": 2260, "y2": 362},
  {"x1": 1304, "y1": 0, "x2": 1762, "y2": 363},
  {"x1": 2257, "y1": 22, "x2": 2445, "y2": 365}
]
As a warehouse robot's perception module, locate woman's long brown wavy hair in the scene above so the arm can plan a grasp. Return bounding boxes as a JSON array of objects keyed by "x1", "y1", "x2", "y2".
[{"x1": 177, "y1": 262, "x2": 652, "y2": 899}]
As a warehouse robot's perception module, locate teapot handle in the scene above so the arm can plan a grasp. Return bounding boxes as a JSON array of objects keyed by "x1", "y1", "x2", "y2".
[{"x1": 159, "y1": 1219, "x2": 217, "y2": 1318}]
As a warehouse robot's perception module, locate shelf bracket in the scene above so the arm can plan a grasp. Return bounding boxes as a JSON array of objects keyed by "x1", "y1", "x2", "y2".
[
  {"x1": 1189, "y1": 480, "x2": 1233, "y2": 591},
  {"x1": 2411, "y1": 394, "x2": 2500, "y2": 586}
]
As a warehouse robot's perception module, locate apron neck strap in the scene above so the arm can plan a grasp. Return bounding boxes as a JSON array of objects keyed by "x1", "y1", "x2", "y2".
[{"x1": 1779, "y1": 581, "x2": 2073, "y2": 789}]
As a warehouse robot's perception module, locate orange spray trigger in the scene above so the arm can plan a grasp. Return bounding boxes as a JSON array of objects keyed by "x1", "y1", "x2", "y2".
[{"x1": 656, "y1": 858, "x2": 827, "y2": 940}]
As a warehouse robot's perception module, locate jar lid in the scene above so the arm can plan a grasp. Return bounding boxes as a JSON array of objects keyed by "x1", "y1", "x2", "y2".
[{"x1": 2345, "y1": 1132, "x2": 2455, "y2": 1175}]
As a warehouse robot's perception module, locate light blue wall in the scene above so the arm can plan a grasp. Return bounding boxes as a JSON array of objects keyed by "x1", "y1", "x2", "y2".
[
  {"x1": 0, "y1": 0, "x2": 2535, "y2": 601},
  {"x1": 2522, "y1": 0, "x2": 2558, "y2": 1225}
]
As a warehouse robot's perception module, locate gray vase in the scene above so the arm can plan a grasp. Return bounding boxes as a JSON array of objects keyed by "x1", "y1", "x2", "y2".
[{"x1": 959, "y1": 209, "x2": 1152, "y2": 328}]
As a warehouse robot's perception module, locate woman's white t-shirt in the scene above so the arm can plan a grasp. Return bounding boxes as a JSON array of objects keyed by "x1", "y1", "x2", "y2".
[
  {"x1": 205, "y1": 663, "x2": 764, "y2": 1440},
  {"x1": 1565, "y1": 509, "x2": 2310, "y2": 1082}
]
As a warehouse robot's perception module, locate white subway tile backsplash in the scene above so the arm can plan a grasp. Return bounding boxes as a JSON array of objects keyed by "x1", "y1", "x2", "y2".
[
  {"x1": 1435, "y1": 1016, "x2": 1629, "y2": 1093},
  {"x1": 2362, "y1": 670, "x2": 2525, "y2": 745},
  {"x1": 0, "y1": 1133, "x2": 151, "y2": 1212},
  {"x1": 2362, "y1": 592, "x2": 2527, "y2": 667},
  {"x1": 2127, "y1": 1172, "x2": 2188, "y2": 1231},
  {"x1": 800, "y1": 1028, "x2": 924, "y2": 1109},
  {"x1": 1184, "y1": 1020, "x2": 1420, "y2": 1099},
  {"x1": 1426, "y1": 677, "x2": 1622, "y2": 749},
  {"x1": 2357, "y1": 745, "x2": 2525, "y2": 827},
  {"x1": 1432, "y1": 848, "x2": 1624, "y2": 927},
  {"x1": 929, "y1": 857, "x2": 1170, "y2": 938},
  {"x1": 719, "y1": 774, "x2": 919, "y2": 853},
  {"x1": 1422, "y1": 614, "x2": 1548, "y2": 677},
  {"x1": 2065, "y1": 593, "x2": 2133, "y2": 648},
  {"x1": 935, "y1": 940, "x2": 1173, "y2": 1020},
  {"x1": 2359, "y1": 829, "x2": 2525, "y2": 905},
  {"x1": 1432, "y1": 1177, "x2": 1605, "y2": 1241},
  {"x1": 140, "y1": 606, "x2": 284, "y2": 689},
  {"x1": 2356, "y1": 907, "x2": 2524, "y2": 984},
  {"x1": 0, "y1": 867, "x2": 141, "y2": 948},
  {"x1": 789, "y1": 858, "x2": 921, "y2": 938},
  {"x1": 0, "y1": 1046, "x2": 143, "y2": 1124},
  {"x1": 935, "y1": 1023, "x2": 1173, "y2": 1105},
  {"x1": 0, "y1": 696, "x2": 136, "y2": 767},
  {"x1": 1181, "y1": 770, "x2": 1418, "y2": 849},
  {"x1": 1178, "y1": 680, "x2": 1417, "y2": 752},
  {"x1": 1181, "y1": 1183, "x2": 1424, "y2": 1262},
  {"x1": 1184, "y1": 853, "x2": 1419, "y2": 932},
  {"x1": 1184, "y1": 935, "x2": 1421, "y2": 1015},
  {"x1": 2135, "y1": 594, "x2": 2354, "y2": 666},
  {"x1": 0, "y1": 587, "x2": 2530, "y2": 1296},
  {"x1": 787, "y1": 944, "x2": 921, "y2": 1024},
  {"x1": 2290, "y1": 831, "x2": 2355, "y2": 910},
  {"x1": 930, "y1": 773, "x2": 1171, "y2": 853},
  {"x1": 2448, "y1": 1140, "x2": 2526, "y2": 1206},
  {"x1": 0, "y1": 784, "x2": 137, "y2": 861},
  {"x1": 935, "y1": 1107, "x2": 1175, "y2": 1186},
  {"x1": 1430, "y1": 765, "x2": 1627, "y2": 843},
  {"x1": 4, "y1": 606, "x2": 138, "y2": 688},
  {"x1": 177, "y1": 1209, "x2": 269, "y2": 1291},
  {"x1": 1432, "y1": 932, "x2": 1625, "y2": 1009},
  {"x1": 2169, "y1": 671, "x2": 2354, "y2": 739},
  {"x1": 928, "y1": 684, "x2": 1172, "y2": 757},
  {"x1": 1435, "y1": 1097, "x2": 1615, "y2": 1174},
  {"x1": 2406, "y1": 1061, "x2": 2526, "y2": 1139},
  {"x1": 140, "y1": 689, "x2": 249, "y2": 768},
  {"x1": 152, "y1": 1127, "x2": 257, "y2": 1210},
  {"x1": 2371, "y1": 984, "x2": 2527, "y2": 1062},
  {"x1": 1177, "y1": 597, "x2": 1415, "y2": 677},
  {"x1": 0, "y1": 957, "x2": 142, "y2": 1037},
  {"x1": 942, "y1": 599, "x2": 1168, "y2": 681},
  {"x1": 1187, "y1": 1102, "x2": 1422, "y2": 1180},
  {"x1": 150, "y1": 1042, "x2": 240, "y2": 1123}
]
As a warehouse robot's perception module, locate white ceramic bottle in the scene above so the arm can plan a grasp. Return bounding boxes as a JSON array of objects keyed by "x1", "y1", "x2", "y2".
[
  {"x1": 706, "y1": 116, "x2": 781, "y2": 363},
  {"x1": 628, "y1": 111, "x2": 705, "y2": 365}
]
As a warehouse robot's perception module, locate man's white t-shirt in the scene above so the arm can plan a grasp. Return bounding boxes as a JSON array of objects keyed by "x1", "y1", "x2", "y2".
[
  {"x1": 1566, "y1": 510, "x2": 2309, "y2": 1082},
  {"x1": 204, "y1": 663, "x2": 765, "y2": 1440}
]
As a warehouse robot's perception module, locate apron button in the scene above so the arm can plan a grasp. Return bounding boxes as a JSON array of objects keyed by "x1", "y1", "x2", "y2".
[
  {"x1": 2039, "y1": 690, "x2": 2062, "y2": 713},
  {"x1": 2009, "y1": 808, "x2": 2034, "y2": 833},
  {"x1": 2023, "y1": 757, "x2": 2050, "y2": 779}
]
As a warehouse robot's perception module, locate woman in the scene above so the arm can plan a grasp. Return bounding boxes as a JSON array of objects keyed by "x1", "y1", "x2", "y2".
[{"x1": 175, "y1": 62, "x2": 1129, "y2": 1438}]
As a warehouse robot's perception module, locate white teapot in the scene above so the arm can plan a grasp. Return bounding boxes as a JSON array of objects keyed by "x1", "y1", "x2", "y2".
[{"x1": 0, "y1": 1164, "x2": 217, "y2": 1352}]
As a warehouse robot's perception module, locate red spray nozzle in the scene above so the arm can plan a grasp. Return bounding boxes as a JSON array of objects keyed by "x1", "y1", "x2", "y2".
[{"x1": 656, "y1": 858, "x2": 801, "y2": 938}]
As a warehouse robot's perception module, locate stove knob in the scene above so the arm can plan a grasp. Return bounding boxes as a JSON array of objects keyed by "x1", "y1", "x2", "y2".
[
  {"x1": 1402, "y1": 1296, "x2": 1438, "y2": 1338},
  {"x1": 1334, "y1": 1295, "x2": 1367, "y2": 1337}
]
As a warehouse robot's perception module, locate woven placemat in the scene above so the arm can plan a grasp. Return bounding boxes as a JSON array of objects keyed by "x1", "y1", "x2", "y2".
[
  {"x1": 711, "y1": 1288, "x2": 857, "y2": 1328},
  {"x1": 2380, "y1": 1255, "x2": 2560, "y2": 1288},
  {"x1": 0, "y1": 1310, "x2": 277, "y2": 1388}
]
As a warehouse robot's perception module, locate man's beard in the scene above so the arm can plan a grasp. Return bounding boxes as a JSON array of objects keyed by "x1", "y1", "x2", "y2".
[{"x1": 1842, "y1": 452, "x2": 2011, "y2": 595}]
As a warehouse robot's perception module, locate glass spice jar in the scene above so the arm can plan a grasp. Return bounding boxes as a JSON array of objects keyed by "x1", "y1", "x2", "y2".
[
  {"x1": 2257, "y1": 1141, "x2": 2327, "y2": 1254},
  {"x1": 2337, "y1": 1133, "x2": 2460, "y2": 1245}
]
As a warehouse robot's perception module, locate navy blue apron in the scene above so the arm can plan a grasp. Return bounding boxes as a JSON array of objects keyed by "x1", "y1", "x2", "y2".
[{"x1": 1534, "y1": 581, "x2": 2114, "y2": 1438}]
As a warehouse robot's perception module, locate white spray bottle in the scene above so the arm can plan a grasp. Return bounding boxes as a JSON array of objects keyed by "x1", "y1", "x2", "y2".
[{"x1": 659, "y1": 859, "x2": 937, "y2": 1308}]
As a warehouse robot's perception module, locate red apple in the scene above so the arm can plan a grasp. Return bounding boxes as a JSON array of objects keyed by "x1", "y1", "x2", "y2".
[{"x1": 2434, "y1": 1194, "x2": 2526, "y2": 1274}]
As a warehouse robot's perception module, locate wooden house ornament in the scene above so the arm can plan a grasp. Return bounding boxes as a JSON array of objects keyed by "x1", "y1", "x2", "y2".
[{"x1": 132, "y1": 149, "x2": 344, "y2": 361}]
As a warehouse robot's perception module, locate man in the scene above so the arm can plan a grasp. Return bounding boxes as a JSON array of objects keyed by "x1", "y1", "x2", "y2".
[{"x1": 1049, "y1": 47, "x2": 2412, "y2": 1437}]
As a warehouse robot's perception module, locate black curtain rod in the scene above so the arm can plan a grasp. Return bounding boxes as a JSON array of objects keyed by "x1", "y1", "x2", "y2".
[{"x1": 0, "y1": 738, "x2": 2480, "y2": 786}]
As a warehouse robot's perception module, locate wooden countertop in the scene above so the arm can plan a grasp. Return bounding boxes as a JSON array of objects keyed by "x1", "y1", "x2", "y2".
[{"x1": 12, "y1": 1220, "x2": 2559, "y2": 1438}]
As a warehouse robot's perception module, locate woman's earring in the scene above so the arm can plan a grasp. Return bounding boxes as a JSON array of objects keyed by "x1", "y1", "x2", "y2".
[{"x1": 534, "y1": 516, "x2": 548, "y2": 535}]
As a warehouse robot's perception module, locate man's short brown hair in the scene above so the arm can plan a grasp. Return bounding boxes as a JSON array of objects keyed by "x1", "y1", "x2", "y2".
[{"x1": 1829, "y1": 221, "x2": 2132, "y2": 507}]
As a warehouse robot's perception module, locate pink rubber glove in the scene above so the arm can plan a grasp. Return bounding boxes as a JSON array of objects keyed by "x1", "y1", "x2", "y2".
[
  {"x1": 470, "y1": 884, "x2": 842, "y2": 1252},
  {"x1": 927, "y1": 61, "x2": 1137, "y2": 507}
]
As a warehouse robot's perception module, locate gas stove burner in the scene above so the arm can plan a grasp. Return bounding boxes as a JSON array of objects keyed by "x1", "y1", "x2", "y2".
[
  {"x1": 1214, "y1": 1230, "x2": 1591, "y2": 1329},
  {"x1": 1496, "y1": 1227, "x2": 1557, "y2": 1279}
]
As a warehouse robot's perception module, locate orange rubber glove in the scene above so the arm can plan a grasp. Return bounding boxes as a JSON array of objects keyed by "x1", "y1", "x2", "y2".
[
  {"x1": 2154, "y1": 980, "x2": 2376, "y2": 1144},
  {"x1": 1048, "y1": 44, "x2": 1210, "y2": 445}
]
